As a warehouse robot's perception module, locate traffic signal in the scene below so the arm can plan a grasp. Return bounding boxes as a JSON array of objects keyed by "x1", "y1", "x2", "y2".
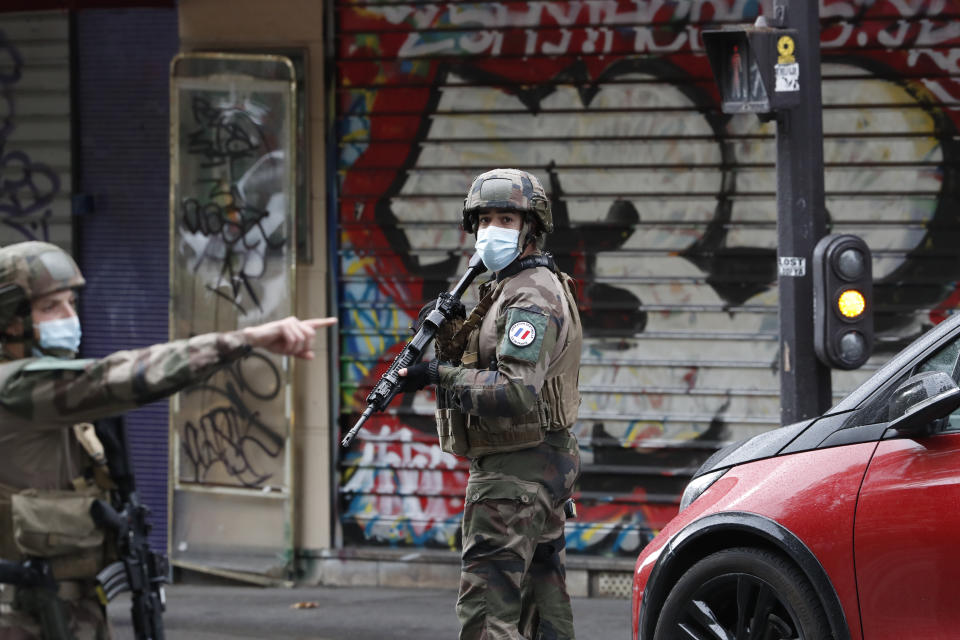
[
  {"x1": 813, "y1": 234, "x2": 874, "y2": 370},
  {"x1": 702, "y1": 25, "x2": 802, "y2": 114}
]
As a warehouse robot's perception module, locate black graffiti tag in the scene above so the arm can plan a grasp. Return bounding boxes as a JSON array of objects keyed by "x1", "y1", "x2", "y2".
[
  {"x1": 180, "y1": 351, "x2": 285, "y2": 487},
  {"x1": 181, "y1": 182, "x2": 286, "y2": 313},
  {"x1": 181, "y1": 182, "x2": 284, "y2": 252},
  {"x1": 180, "y1": 92, "x2": 287, "y2": 314},
  {"x1": 187, "y1": 95, "x2": 263, "y2": 169},
  {"x1": 0, "y1": 30, "x2": 59, "y2": 240}
]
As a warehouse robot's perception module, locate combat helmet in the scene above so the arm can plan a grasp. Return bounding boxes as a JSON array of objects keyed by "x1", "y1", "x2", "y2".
[
  {"x1": 0, "y1": 241, "x2": 85, "y2": 337},
  {"x1": 461, "y1": 169, "x2": 553, "y2": 245}
]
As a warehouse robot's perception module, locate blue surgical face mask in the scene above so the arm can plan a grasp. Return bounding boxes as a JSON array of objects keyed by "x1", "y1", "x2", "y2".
[
  {"x1": 33, "y1": 316, "x2": 82, "y2": 356},
  {"x1": 475, "y1": 225, "x2": 521, "y2": 272}
]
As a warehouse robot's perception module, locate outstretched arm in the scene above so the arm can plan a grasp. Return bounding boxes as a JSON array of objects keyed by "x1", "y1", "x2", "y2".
[
  {"x1": 0, "y1": 317, "x2": 338, "y2": 426},
  {"x1": 242, "y1": 316, "x2": 337, "y2": 360}
]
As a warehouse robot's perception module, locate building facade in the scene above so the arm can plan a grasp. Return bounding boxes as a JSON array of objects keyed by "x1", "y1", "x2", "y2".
[
  {"x1": 331, "y1": 0, "x2": 960, "y2": 566},
  {"x1": 4, "y1": 0, "x2": 960, "y2": 592}
]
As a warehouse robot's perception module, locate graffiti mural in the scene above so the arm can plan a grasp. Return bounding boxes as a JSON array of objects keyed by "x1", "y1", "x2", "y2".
[
  {"x1": 334, "y1": 0, "x2": 960, "y2": 556},
  {"x1": 170, "y1": 55, "x2": 298, "y2": 573},
  {"x1": 0, "y1": 14, "x2": 71, "y2": 248}
]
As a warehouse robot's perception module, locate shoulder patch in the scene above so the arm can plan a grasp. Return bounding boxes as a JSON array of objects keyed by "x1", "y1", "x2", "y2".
[
  {"x1": 508, "y1": 321, "x2": 536, "y2": 347},
  {"x1": 499, "y1": 308, "x2": 548, "y2": 364},
  {"x1": 23, "y1": 357, "x2": 94, "y2": 372}
]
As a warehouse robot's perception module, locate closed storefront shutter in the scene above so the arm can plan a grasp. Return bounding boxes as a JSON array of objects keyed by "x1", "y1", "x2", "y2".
[
  {"x1": 75, "y1": 7, "x2": 178, "y2": 552},
  {"x1": 0, "y1": 10, "x2": 72, "y2": 249},
  {"x1": 333, "y1": 1, "x2": 960, "y2": 557}
]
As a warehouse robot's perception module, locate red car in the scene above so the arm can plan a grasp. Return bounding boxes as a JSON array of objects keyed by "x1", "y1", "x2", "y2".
[{"x1": 632, "y1": 313, "x2": 960, "y2": 640}]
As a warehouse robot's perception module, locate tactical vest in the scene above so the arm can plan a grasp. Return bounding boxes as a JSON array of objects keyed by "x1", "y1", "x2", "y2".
[
  {"x1": 0, "y1": 482, "x2": 109, "y2": 581},
  {"x1": 436, "y1": 263, "x2": 582, "y2": 458},
  {"x1": 0, "y1": 362, "x2": 112, "y2": 580}
]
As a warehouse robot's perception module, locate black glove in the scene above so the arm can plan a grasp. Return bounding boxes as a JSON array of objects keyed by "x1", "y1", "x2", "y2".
[{"x1": 402, "y1": 360, "x2": 441, "y2": 392}]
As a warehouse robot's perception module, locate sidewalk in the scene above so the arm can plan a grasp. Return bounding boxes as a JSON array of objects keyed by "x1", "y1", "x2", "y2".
[
  {"x1": 108, "y1": 582, "x2": 632, "y2": 639},
  {"x1": 297, "y1": 548, "x2": 637, "y2": 599}
]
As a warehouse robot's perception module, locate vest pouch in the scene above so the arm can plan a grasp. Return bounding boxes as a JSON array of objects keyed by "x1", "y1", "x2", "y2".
[
  {"x1": 11, "y1": 488, "x2": 104, "y2": 559},
  {"x1": 544, "y1": 375, "x2": 581, "y2": 429},
  {"x1": 436, "y1": 408, "x2": 470, "y2": 456},
  {"x1": 466, "y1": 408, "x2": 546, "y2": 458}
]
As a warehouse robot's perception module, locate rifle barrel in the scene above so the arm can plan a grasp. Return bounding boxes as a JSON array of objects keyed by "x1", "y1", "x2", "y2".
[
  {"x1": 340, "y1": 253, "x2": 486, "y2": 449},
  {"x1": 341, "y1": 406, "x2": 374, "y2": 447}
]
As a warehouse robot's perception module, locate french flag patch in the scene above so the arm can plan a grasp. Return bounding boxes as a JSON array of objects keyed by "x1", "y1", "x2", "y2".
[{"x1": 508, "y1": 321, "x2": 536, "y2": 347}]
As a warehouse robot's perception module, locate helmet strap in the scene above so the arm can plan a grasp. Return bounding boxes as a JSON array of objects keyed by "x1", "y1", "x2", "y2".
[
  {"x1": 20, "y1": 314, "x2": 35, "y2": 355},
  {"x1": 0, "y1": 312, "x2": 31, "y2": 359},
  {"x1": 520, "y1": 215, "x2": 540, "y2": 251}
]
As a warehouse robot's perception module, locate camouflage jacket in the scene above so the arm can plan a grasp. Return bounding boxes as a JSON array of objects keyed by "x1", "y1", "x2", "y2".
[
  {"x1": 437, "y1": 259, "x2": 582, "y2": 455},
  {"x1": 0, "y1": 331, "x2": 251, "y2": 490}
]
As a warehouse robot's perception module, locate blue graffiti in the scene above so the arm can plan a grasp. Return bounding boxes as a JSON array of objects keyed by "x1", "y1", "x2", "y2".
[{"x1": 343, "y1": 493, "x2": 462, "y2": 549}]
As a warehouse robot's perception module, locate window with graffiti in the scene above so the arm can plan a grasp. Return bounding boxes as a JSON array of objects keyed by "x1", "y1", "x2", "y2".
[{"x1": 170, "y1": 54, "x2": 298, "y2": 572}]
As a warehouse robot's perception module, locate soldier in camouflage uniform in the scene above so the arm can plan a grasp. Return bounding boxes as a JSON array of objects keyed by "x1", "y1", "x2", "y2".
[
  {"x1": 402, "y1": 169, "x2": 583, "y2": 640},
  {"x1": 0, "y1": 241, "x2": 335, "y2": 639}
]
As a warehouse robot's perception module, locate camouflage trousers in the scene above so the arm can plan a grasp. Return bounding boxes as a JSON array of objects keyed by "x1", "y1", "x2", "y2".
[
  {"x1": 0, "y1": 587, "x2": 110, "y2": 640},
  {"x1": 457, "y1": 430, "x2": 581, "y2": 640}
]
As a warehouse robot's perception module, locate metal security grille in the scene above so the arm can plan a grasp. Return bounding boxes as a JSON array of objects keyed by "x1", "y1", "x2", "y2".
[
  {"x1": 595, "y1": 571, "x2": 633, "y2": 600},
  {"x1": 0, "y1": 11, "x2": 72, "y2": 249},
  {"x1": 74, "y1": 8, "x2": 179, "y2": 553},
  {"x1": 333, "y1": 0, "x2": 960, "y2": 558}
]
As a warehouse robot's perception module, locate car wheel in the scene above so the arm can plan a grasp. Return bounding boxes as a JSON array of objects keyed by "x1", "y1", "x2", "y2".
[{"x1": 653, "y1": 547, "x2": 831, "y2": 640}]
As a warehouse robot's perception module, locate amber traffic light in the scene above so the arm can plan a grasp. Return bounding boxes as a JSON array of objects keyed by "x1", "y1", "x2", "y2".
[{"x1": 813, "y1": 235, "x2": 873, "y2": 370}]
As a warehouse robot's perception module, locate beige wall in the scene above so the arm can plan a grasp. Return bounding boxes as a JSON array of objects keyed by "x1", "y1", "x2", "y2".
[{"x1": 178, "y1": 0, "x2": 333, "y2": 551}]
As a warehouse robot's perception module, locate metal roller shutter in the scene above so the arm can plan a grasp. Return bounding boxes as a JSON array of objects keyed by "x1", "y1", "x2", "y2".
[
  {"x1": 0, "y1": 10, "x2": 72, "y2": 249},
  {"x1": 333, "y1": 1, "x2": 960, "y2": 557},
  {"x1": 75, "y1": 7, "x2": 178, "y2": 552}
]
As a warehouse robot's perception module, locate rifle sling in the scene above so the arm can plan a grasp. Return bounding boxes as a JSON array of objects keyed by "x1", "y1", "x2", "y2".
[
  {"x1": 451, "y1": 253, "x2": 555, "y2": 352},
  {"x1": 71, "y1": 423, "x2": 115, "y2": 491},
  {"x1": 449, "y1": 281, "x2": 503, "y2": 357},
  {"x1": 495, "y1": 252, "x2": 557, "y2": 282}
]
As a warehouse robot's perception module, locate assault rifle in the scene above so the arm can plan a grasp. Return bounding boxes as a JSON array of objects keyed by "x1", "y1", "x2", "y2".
[
  {"x1": 90, "y1": 416, "x2": 168, "y2": 640},
  {"x1": 341, "y1": 253, "x2": 486, "y2": 447},
  {"x1": 0, "y1": 557, "x2": 73, "y2": 640}
]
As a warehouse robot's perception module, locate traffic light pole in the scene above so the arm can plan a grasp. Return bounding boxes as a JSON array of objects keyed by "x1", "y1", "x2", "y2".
[{"x1": 773, "y1": 0, "x2": 832, "y2": 423}]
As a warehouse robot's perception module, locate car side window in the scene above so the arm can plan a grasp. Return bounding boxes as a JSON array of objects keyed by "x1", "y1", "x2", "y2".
[
  {"x1": 842, "y1": 336, "x2": 960, "y2": 429},
  {"x1": 915, "y1": 338, "x2": 960, "y2": 378},
  {"x1": 914, "y1": 338, "x2": 960, "y2": 430}
]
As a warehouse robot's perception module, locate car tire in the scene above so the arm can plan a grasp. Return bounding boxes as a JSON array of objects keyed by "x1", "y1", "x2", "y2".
[{"x1": 653, "y1": 546, "x2": 832, "y2": 640}]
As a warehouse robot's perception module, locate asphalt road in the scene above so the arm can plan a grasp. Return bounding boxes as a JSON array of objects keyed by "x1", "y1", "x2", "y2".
[{"x1": 108, "y1": 583, "x2": 631, "y2": 639}]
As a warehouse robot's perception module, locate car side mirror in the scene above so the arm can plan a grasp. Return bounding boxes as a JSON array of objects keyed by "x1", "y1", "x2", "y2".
[{"x1": 888, "y1": 371, "x2": 960, "y2": 436}]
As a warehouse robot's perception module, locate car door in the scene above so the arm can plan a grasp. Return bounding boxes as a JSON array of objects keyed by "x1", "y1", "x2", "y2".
[{"x1": 854, "y1": 337, "x2": 960, "y2": 639}]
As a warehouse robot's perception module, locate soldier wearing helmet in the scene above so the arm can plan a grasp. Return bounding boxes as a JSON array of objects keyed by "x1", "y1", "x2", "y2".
[
  {"x1": 401, "y1": 169, "x2": 583, "y2": 640},
  {"x1": 0, "y1": 241, "x2": 336, "y2": 638}
]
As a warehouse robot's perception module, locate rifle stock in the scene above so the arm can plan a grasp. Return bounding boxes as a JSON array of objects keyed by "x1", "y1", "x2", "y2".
[
  {"x1": 341, "y1": 253, "x2": 486, "y2": 447},
  {"x1": 93, "y1": 417, "x2": 168, "y2": 640}
]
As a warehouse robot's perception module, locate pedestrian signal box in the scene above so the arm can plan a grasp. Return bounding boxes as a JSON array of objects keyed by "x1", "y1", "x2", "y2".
[
  {"x1": 813, "y1": 234, "x2": 874, "y2": 370},
  {"x1": 702, "y1": 26, "x2": 802, "y2": 114}
]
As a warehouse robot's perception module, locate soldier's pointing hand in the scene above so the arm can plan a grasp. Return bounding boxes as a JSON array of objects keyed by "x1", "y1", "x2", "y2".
[{"x1": 242, "y1": 316, "x2": 337, "y2": 360}]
